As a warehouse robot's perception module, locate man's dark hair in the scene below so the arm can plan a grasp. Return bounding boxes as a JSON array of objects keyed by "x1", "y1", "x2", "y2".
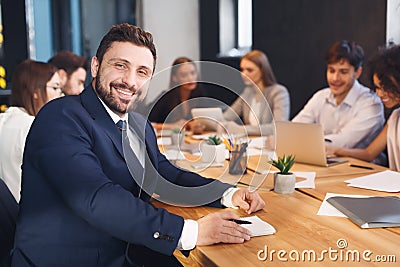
[
  {"x1": 96, "y1": 23, "x2": 156, "y2": 72},
  {"x1": 48, "y1": 51, "x2": 89, "y2": 77},
  {"x1": 325, "y1": 40, "x2": 364, "y2": 70}
]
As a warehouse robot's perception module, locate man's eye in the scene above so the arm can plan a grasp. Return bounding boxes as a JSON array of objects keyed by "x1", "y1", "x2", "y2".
[
  {"x1": 115, "y1": 63, "x2": 126, "y2": 69},
  {"x1": 138, "y1": 69, "x2": 149, "y2": 76}
]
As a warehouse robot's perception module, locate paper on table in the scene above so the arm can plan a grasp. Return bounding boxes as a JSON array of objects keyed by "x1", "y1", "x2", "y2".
[
  {"x1": 157, "y1": 137, "x2": 171, "y2": 146},
  {"x1": 246, "y1": 147, "x2": 264, "y2": 156},
  {"x1": 240, "y1": 215, "x2": 276, "y2": 236},
  {"x1": 267, "y1": 171, "x2": 316, "y2": 189},
  {"x1": 293, "y1": 171, "x2": 316, "y2": 189},
  {"x1": 163, "y1": 149, "x2": 186, "y2": 160},
  {"x1": 344, "y1": 170, "x2": 400, "y2": 192},
  {"x1": 317, "y1": 193, "x2": 373, "y2": 217},
  {"x1": 247, "y1": 137, "x2": 267, "y2": 149},
  {"x1": 191, "y1": 133, "x2": 216, "y2": 140}
]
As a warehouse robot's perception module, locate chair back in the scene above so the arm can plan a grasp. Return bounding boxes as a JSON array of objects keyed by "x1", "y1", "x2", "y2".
[{"x1": 0, "y1": 179, "x2": 19, "y2": 267}]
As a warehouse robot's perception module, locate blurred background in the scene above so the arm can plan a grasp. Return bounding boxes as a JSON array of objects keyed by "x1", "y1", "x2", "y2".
[{"x1": 0, "y1": 0, "x2": 399, "y2": 118}]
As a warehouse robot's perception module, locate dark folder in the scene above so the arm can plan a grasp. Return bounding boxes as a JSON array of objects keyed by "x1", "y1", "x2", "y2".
[{"x1": 327, "y1": 196, "x2": 400, "y2": 229}]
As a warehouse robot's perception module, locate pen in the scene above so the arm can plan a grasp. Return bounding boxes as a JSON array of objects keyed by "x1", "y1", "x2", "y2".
[
  {"x1": 229, "y1": 219, "x2": 252, "y2": 224},
  {"x1": 349, "y1": 164, "x2": 373, "y2": 170}
]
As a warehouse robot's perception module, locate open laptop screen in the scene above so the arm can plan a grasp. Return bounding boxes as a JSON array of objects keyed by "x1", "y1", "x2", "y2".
[{"x1": 275, "y1": 121, "x2": 347, "y2": 167}]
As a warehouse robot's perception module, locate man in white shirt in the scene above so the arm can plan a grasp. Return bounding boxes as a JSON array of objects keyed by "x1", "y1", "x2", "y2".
[{"x1": 293, "y1": 40, "x2": 384, "y2": 152}]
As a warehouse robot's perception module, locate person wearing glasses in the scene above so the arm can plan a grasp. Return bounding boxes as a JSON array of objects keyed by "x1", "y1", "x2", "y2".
[
  {"x1": 292, "y1": 40, "x2": 385, "y2": 163},
  {"x1": 0, "y1": 59, "x2": 62, "y2": 202},
  {"x1": 327, "y1": 44, "x2": 400, "y2": 171}
]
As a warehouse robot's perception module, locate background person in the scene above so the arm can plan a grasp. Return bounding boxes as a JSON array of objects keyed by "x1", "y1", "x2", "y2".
[
  {"x1": 0, "y1": 59, "x2": 62, "y2": 202},
  {"x1": 292, "y1": 40, "x2": 384, "y2": 159},
  {"x1": 223, "y1": 50, "x2": 290, "y2": 136},
  {"x1": 12, "y1": 24, "x2": 265, "y2": 267},
  {"x1": 327, "y1": 44, "x2": 400, "y2": 171},
  {"x1": 48, "y1": 50, "x2": 89, "y2": 95},
  {"x1": 145, "y1": 57, "x2": 205, "y2": 130}
]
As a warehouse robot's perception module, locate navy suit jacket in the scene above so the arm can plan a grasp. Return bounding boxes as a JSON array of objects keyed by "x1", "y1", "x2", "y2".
[{"x1": 12, "y1": 85, "x2": 231, "y2": 266}]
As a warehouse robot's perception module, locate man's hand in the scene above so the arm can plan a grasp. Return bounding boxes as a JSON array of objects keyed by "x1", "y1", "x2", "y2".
[
  {"x1": 196, "y1": 210, "x2": 251, "y2": 246},
  {"x1": 232, "y1": 188, "x2": 265, "y2": 214},
  {"x1": 325, "y1": 145, "x2": 339, "y2": 157}
]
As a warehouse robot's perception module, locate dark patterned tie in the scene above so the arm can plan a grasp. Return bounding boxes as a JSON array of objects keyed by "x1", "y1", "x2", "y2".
[
  {"x1": 116, "y1": 120, "x2": 126, "y2": 131},
  {"x1": 117, "y1": 119, "x2": 146, "y2": 199}
]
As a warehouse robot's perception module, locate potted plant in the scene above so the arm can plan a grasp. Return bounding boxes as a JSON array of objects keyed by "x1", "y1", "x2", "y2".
[
  {"x1": 200, "y1": 135, "x2": 226, "y2": 163},
  {"x1": 270, "y1": 154, "x2": 296, "y2": 194},
  {"x1": 170, "y1": 127, "x2": 185, "y2": 146}
]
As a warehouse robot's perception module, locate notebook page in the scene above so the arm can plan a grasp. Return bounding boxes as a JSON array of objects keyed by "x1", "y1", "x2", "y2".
[{"x1": 240, "y1": 215, "x2": 276, "y2": 236}]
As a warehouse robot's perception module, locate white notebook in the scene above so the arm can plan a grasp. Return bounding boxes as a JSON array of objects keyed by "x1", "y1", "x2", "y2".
[{"x1": 240, "y1": 215, "x2": 276, "y2": 236}]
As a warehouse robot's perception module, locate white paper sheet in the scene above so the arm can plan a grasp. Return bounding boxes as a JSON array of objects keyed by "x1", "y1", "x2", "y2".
[
  {"x1": 240, "y1": 215, "x2": 276, "y2": 236},
  {"x1": 293, "y1": 171, "x2": 316, "y2": 189},
  {"x1": 268, "y1": 171, "x2": 316, "y2": 188},
  {"x1": 344, "y1": 170, "x2": 400, "y2": 192},
  {"x1": 157, "y1": 137, "x2": 171, "y2": 146},
  {"x1": 163, "y1": 149, "x2": 186, "y2": 160}
]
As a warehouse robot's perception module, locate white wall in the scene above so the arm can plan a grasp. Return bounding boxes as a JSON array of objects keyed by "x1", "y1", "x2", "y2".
[
  {"x1": 141, "y1": 0, "x2": 200, "y2": 103},
  {"x1": 387, "y1": 0, "x2": 400, "y2": 44}
]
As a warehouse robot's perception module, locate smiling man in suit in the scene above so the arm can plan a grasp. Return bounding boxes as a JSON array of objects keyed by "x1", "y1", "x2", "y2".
[{"x1": 11, "y1": 24, "x2": 265, "y2": 267}]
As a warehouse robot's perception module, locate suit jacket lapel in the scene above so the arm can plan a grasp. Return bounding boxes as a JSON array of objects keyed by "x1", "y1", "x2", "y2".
[{"x1": 80, "y1": 85, "x2": 124, "y2": 158}]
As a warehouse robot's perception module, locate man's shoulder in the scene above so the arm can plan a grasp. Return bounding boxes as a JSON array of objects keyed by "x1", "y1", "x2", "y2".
[
  {"x1": 306, "y1": 88, "x2": 330, "y2": 102},
  {"x1": 354, "y1": 84, "x2": 381, "y2": 104},
  {"x1": 36, "y1": 95, "x2": 85, "y2": 121}
]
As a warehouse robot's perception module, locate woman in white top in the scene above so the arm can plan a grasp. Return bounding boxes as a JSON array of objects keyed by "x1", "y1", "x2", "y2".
[
  {"x1": 0, "y1": 60, "x2": 63, "y2": 201},
  {"x1": 327, "y1": 45, "x2": 400, "y2": 171},
  {"x1": 223, "y1": 50, "x2": 290, "y2": 136}
]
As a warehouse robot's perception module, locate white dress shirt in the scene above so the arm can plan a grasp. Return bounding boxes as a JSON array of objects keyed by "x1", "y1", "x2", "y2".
[
  {"x1": 99, "y1": 98, "x2": 240, "y2": 250},
  {"x1": 293, "y1": 80, "x2": 384, "y2": 149},
  {"x1": 0, "y1": 107, "x2": 35, "y2": 202}
]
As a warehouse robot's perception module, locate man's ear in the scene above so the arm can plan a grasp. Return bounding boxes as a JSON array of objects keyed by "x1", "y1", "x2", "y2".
[
  {"x1": 91, "y1": 56, "x2": 99, "y2": 78},
  {"x1": 355, "y1": 66, "x2": 362, "y2": 79},
  {"x1": 58, "y1": 69, "x2": 68, "y2": 87}
]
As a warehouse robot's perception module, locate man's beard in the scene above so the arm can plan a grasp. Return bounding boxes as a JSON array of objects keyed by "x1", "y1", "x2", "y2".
[{"x1": 95, "y1": 74, "x2": 131, "y2": 115}]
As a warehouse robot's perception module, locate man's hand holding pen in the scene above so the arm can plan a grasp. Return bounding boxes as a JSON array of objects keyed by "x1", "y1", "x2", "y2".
[{"x1": 196, "y1": 188, "x2": 264, "y2": 246}]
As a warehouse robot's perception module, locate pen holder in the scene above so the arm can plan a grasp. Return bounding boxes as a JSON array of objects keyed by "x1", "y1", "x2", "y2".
[{"x1": 229, "y1": 145, "x2": 247, "y2": 175}]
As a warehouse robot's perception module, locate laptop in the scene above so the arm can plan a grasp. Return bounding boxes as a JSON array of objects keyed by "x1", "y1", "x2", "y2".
[
  {"x1": 275, "y1": 121, "x2": 348, "y2": 167},
  {"x1": 191, "y1": 107, "x2": 225, "y2": 130}
]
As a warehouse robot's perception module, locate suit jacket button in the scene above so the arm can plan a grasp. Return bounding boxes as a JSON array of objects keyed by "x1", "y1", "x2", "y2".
[{"x1": 153, "y1": 232, "x2": 160, "y2": 239}]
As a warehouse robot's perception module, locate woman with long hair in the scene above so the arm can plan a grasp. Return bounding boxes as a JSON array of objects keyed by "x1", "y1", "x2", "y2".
[
  {"x1": 0, "y1": 59, "x2": 63, "y2": 201},
  {"x1": 223, "y1": 50, "x2": 290, "y2": 136}
]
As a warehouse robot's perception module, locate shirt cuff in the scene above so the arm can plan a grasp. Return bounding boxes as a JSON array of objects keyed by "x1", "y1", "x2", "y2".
[
  {"x1": 221, "y1": 187, "x2": 240, "y2": 209},
  {"x1": 177, "y1": 219, "x2": 198, "y2": 250}
]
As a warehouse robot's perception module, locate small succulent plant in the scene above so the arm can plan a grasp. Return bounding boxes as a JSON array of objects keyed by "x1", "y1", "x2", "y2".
[
  {"x1": 207, "y1": 135, "x2": 222, "y2": 145},
  {"x1": 270, "y1": 154, "x2": 295, "y2": 174}
]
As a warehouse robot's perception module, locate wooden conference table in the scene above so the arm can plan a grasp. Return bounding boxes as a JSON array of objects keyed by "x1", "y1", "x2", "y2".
[{"x1": 153, "y1": 138, "x2": 400, "y2": 266}]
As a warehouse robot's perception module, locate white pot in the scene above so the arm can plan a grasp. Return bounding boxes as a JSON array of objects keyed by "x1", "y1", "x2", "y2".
[
  {"x1": 200, "y1": 143, "x2": 226, "y2": 163},
  {"x1": 274, "y1": 173, "x2": 295, "y2": 194},
  {"x1": 171, "y1": 132, "x2": 185, "y2": 146}
]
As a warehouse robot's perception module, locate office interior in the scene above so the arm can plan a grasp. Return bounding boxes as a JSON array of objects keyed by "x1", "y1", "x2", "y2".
[{"x1": 0, "y1": 0, "x2": 399, "y2": 118}]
